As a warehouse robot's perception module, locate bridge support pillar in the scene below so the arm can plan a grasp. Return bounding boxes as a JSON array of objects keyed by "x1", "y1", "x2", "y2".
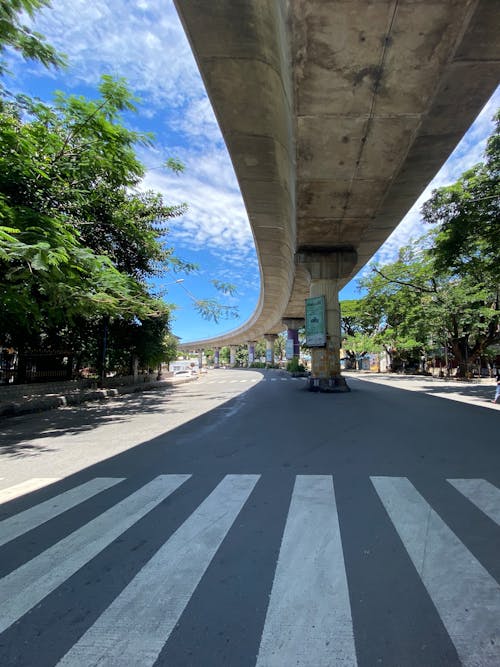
[
  {"x1": 282, "y1": 318, "x2": 304, "y2": 360},
  {"x1": 247, "y1": 341, "x2": 256, "y2": 367},
  {"x1": 296, "y1": 248, "x2": 357, "y2": 392},
  {"x1": 214, "y1": 347, "x2": 220, "y2": 368},
  {"x1": 230, "y1": 345, "x2": 237, "y2": 367},
  {"x1": 264, "y1": 334, "x2": 277, "y2": 366}
]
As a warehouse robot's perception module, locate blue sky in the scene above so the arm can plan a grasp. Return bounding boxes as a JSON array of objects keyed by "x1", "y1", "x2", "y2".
[{"x1": 10, "y1": 0, "x2": 500, "y2": 342}]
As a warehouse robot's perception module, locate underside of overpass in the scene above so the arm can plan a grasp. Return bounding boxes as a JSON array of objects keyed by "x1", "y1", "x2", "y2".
[{"x1": 174, "y1": 0, "x2": 499, "y2": 387}]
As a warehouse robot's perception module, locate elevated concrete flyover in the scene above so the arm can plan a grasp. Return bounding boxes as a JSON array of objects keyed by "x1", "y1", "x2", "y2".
[{"x1": 174, "y1": 0, "x2": 500, "y2": 390}]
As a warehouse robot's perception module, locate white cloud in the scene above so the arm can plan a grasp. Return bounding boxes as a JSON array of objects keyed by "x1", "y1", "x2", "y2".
[
  {"x1": 170, "y1": 97, "x2": 223, "y2": 144},
  {"x1": 139, "y1": 148, "x2": 255, "y2": 264},
  {"x1": 21, "y1": 0, "x2": 203, "y2": 107}
]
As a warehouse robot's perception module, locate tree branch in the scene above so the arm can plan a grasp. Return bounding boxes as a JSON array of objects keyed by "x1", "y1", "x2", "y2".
[{"x1": 372, "y1": 267, "x2": 445, "y2": 304}]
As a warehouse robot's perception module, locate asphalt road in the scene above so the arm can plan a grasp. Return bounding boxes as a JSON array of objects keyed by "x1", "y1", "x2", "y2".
[{"x1": 0, "y1": 369, "x2": 499, "y2": 667}]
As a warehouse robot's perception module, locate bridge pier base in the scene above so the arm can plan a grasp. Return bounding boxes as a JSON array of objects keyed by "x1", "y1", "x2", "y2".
[
  {"x1": 297, "y1": 247, "x2": 357, "y2": 393},
  {"x1": 264, "y1": 334, "x2": 277, "y2": 366}
]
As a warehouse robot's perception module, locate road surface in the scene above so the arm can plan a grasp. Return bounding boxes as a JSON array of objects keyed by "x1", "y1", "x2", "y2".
[{"x1": 0, "y1": 369, "x2": 499, "y2": 666}]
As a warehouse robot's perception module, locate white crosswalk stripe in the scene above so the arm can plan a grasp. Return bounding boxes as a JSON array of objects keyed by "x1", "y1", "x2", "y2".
[
  {"x1": 57, "y1": 474, "x2": 259, "y2": 666},
  {"x1": 256, "y1": 475, "x2": 357, "y2": 666},
  {"x1": 0, "y1": 478, "x2": 124, "y2": 547},
  {"x1": 1, "y1": 475, "x2": 499, "y2": 666},
  {"x1": 448, "y1": 478, "x2": 500, "y2": 526},
  {"x1": 372, "y1": 476, "x2": 500, "y2": 667},
  {"x1": 0, "y1": 475, "x2": 190, "y2": 634},
  {"x1": 0, "y1": 478, "x2": 60, "y2": 504}
]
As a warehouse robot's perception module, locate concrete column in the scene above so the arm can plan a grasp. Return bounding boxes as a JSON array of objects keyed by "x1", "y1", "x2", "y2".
[
  {"x1": 264, "y1": 334, "x2": 278, "y2": 365},
  {"x1": 214, "y1": 347, "x2": 220, "y2": 368},
  {"x1": 230, "y1": 345, "x2": 237, "y2": 367},
  {"x1": 247, "y1": 341, "x2": 256, "y2": 367},
  {"x1": 198, "y1": 349, "x2": 203, "y2": 370},
  {"x1": 310, "y1": 278, "x2": 342, "y2": 375},
  {"x1": 282, "y1": 318, "x2": 304, "y2": 359},
  {"x1": 296, "y1": 247, "x2": 357, "y2": 392}
]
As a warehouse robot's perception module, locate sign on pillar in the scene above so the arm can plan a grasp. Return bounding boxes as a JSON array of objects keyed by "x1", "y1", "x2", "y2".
[{"x1": 305, "y1": 296, "x2": 326, "y2": 347}]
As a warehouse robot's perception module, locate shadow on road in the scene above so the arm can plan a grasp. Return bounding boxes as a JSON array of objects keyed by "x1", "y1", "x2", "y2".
[{"x1": 0, "y1": 384, "x2": 190, "y2": 458}]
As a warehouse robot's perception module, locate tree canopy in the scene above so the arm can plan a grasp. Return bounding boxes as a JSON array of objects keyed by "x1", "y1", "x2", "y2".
[
  {"x1": 0, "y1": 0, "x2": 239, "y2": 381},
  {"x1": 0, "y1": 77, "x2": 183, "y2": 349},
  {"x1": 342, "y1": 110, "x2": 500, "y2": 376},
  {"x1": 0, "y1": 0, "x2": 65, "y2": 78}
]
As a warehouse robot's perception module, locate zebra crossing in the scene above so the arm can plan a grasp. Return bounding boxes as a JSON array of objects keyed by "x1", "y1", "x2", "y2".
[{"x1": 0, "y1": 474, "x2": 499, "y2": 666}]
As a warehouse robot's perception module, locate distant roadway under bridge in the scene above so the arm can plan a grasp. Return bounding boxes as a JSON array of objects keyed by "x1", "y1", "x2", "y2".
[{"x1": 174, "y1": 0, "x2": 500, "y2": 390}]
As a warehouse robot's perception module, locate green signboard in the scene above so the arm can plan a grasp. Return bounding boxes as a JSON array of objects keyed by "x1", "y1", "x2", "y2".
[{"x1": 305, "y1": 295, "x2": 326, "y2": 347}]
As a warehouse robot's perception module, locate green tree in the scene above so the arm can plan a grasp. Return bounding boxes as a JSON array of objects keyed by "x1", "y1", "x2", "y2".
[
  {"x1": 0, "y1": 0, "x2": 241, "y2": 382},
  {"x1": 422, "y1": 110, "x2": 500, "y2": 285},
  {"x1": 421, "y1": 109, "x2": 500, "y2": 374},
  {"x1": 358, "y1": 237, "x2": 499, "y2": 376},
  {"x1": 274, "y1": 333, "x2": 287, "y2": 363},
  {"x1": 0, "y1": 78, "x2": 177, "y2": 351},
  {"x1": 0, "y1": 0, "x2": 65, "y2": 79},
  {"x1": 340, "y1": 299, "x2": 379, "y2": 367},
  {"x1": 356, "y1": 244, "x2": 431, "y2": 371},
  {"x1": 235, "y1": 345, "x2": 248, "y2": 367}
]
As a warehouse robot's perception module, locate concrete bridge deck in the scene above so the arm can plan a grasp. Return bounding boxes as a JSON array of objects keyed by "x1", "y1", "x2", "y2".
[{"x1": 174, "y1": 0, "x2": 499, "y2": 355}]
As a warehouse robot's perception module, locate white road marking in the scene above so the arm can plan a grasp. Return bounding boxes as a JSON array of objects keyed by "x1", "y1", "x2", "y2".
[
  {"x1": 57, "y1": 474, "x2": 260, "y2": 667},
  {"x1": 448, "y1": 479, "x2": 500, "y2": 526},
  {"x1": 0, "y1": 475, "x2": 190, "y2": 634},
  {"x1": 372, "y1": 476, "x2": 500, "y2": 667},
  {"x1": 256, "y1": 475, "x2": 357, "y2": 667},
  {"x1": 0, "y1": 478, "x2": 60, "y2": 504},
  {"x1": 270, "y1": 378, "x2": 277, "y2": 382},
  {"x1": 0, "y1": 478, "x2": 124, "y2": 548}
]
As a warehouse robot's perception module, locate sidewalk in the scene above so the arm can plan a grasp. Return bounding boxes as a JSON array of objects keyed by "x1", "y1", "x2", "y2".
[
  {"x1": 345, "y1": 371, "x2": 500, "y2": 411},
  {"x1": 0, "y1": 374, "x2": 197, "y2": 419}
]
